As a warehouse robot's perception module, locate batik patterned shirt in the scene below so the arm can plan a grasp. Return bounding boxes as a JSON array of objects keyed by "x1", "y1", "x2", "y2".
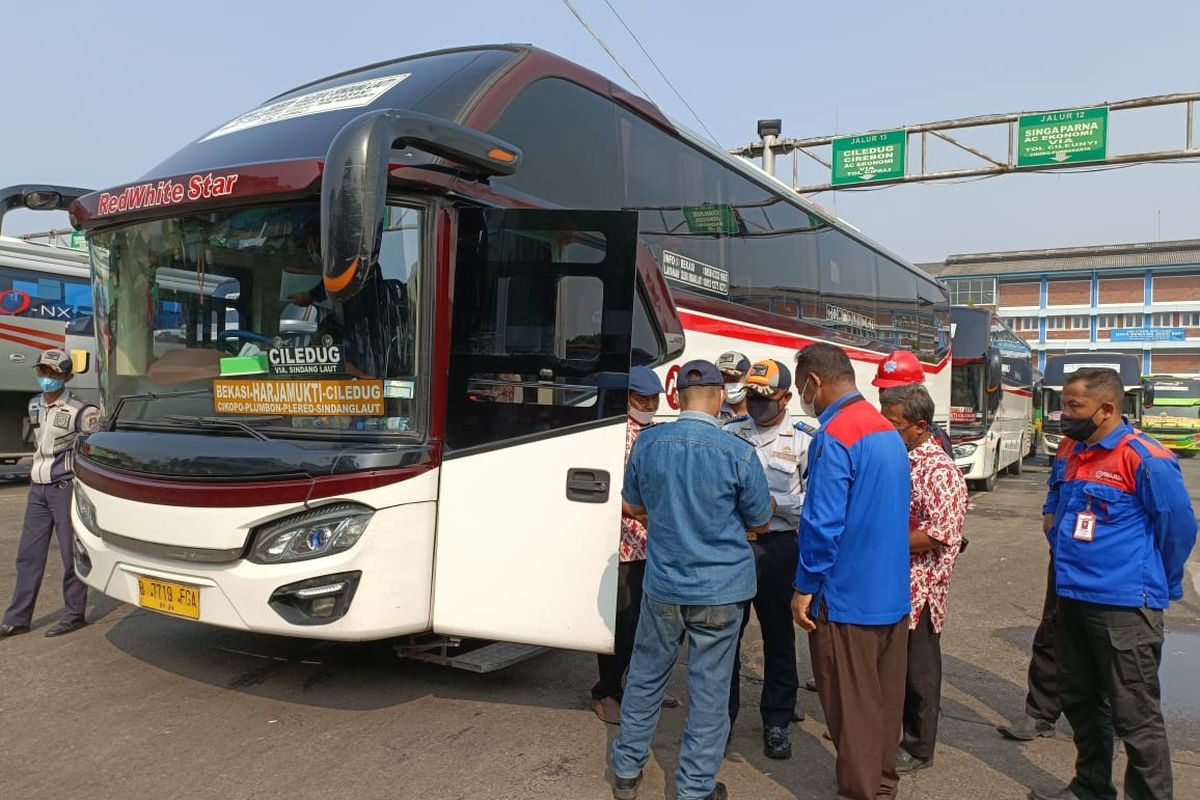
[
  {"x1": 619, "y1": 418, "x2": 649, "y2": 562},
  {"x1": 908, "y1": 437, "x2": 968, "y2": 632}
]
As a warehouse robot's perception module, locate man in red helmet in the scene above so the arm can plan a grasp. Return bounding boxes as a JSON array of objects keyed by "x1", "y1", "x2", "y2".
[{"x1": 872, "y1": 351, "x2": 952, "y2": 457}]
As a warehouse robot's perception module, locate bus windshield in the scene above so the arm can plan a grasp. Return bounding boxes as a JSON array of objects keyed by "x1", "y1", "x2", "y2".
[
  {"x1": 950, "y1": 363, "x2": 985, "y2": 431},
  {"x1": 1044, "y1": 388, "x2": 1140, "y2": 430},
  {"x1": 89, "y1": 202, "x2": 423, "y2": 439}
]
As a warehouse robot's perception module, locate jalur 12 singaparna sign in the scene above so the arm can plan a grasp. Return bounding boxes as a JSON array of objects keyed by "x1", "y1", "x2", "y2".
[
  {"x1": 831, "y1": 130, "x2": 907, "y2": 186},
  {"x1": 1017, "y1": 107, "x2": 1109, "y2": 167}
]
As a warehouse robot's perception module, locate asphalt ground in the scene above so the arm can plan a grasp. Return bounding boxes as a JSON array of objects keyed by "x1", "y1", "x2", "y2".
[{"x1": 1, "y1": 458, "x2": 1198, "y2": 800}]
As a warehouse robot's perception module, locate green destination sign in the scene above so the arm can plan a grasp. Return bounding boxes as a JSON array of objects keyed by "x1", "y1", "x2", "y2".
[
  {"x1": 1017, "y1": 106, "x2": 1108, "y2": 167},
  {"x1": 682, "y1": 203, "x2": 739, "y2": 234},
  {"x1": 831, "y1": 129, "x2": 906, "y2": 185},
  {"x1": 69, "y1": 230, "x2": 88, "y2": 251}
]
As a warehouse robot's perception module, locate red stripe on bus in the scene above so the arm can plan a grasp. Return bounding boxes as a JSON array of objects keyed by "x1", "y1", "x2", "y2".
[
  {"x1": 0, "y1": 320, "x2": 66, "y2": 344},
  {"x1": 0, "y1": 329, "x2": 63, "y2": 351},
  {"x1": 1005, "y1": 387, "x2": 1034, "y2": 398},
  {"x1": 677, "y1": 310, "x2": 950, "y2": 374}
]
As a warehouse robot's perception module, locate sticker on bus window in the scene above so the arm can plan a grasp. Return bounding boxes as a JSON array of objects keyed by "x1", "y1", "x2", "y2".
[
  {"x1": 268, "y1": 345, "x2": 343, "y2": 376},
  {"x1": 201, "y1": 74, "x2": 410, "y2": 142},
  {"x1": 213, "y1": 379, "x2": 385, "y2": 416},
  {"x1": 661, "y1": 250, "x2": 729, "y2": 297},
  {"x1": 949, "y1": 406, "x2": 976, "y2": 424}
]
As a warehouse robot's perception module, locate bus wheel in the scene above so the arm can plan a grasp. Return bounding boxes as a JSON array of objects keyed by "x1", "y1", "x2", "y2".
[
  {"x1": 1179, "y1": 451, "x2": 1197, "y2": 459},
  {"x1": 979, "y1": 450, "x2": 1000, "y2": 492},
  {"x1": 1007, "y1": 441, "x2": 1024, "y2": 475}
]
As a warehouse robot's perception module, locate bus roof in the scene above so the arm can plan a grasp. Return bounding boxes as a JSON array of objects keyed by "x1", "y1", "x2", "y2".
[
  {"x1": 1042, "y1": 351, "x2": 1143, "y2": 388},
  {"x1": 0, "y1": 234, "x2": 89, "y2": 276}
]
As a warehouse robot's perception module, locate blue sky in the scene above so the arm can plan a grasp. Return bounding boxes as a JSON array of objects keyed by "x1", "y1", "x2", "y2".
[{"x1": 2, "y1": 0, "x2": 1197, "y2": 262}]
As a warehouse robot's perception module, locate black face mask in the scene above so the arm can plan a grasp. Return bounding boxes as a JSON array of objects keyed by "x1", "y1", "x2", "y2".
[
  {"x1": 747, "y1": 395, "x2": 782, "y2": 425},
  {"x1": 1061, "y1": 409, "x2": 1102, "y2": 441}
]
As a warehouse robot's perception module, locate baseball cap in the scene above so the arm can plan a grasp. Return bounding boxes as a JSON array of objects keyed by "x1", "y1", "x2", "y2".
[
  {"x1": 35, "y1": 348, "x2": 73, "y2": 375},
  {"x1": 676, "y1": 359, "x2": 724, "y2": 389},
  {"x1": 746, "y1": 359, "x2": 792, "y2": 396},
  {"x1": 716, "y1": 350, "x2": 751, "y2": 376},
  {"x1": 629, "y1": 366, "x2": 664, "y2": 396}
]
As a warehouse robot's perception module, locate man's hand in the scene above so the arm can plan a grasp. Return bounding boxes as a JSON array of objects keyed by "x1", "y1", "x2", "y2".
[
  {"x1": 791, "y1": 591, "x2": 816, "y2": 631},
  {"x1": 1042, "y1": 513, "x2": 1055, "y2": 535},
  {"x1": 623, "y1": 500, "x2": 648, "y2": 526}
]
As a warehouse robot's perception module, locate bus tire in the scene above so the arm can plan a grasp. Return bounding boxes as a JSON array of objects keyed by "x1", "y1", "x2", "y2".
[
  {"x1": 1007, "y1": 440, "x2": 1024, "y2": 475},
  {"x1": 979, "y1": 449, "x2": 1000, "y2": 492},
  {"x1": 1179, "y1": 451, "x2": 1197, "y2": 459}
]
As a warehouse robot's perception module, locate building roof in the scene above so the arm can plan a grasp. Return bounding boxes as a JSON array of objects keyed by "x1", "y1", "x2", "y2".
[{"x1": 920, "y1": 238, "x2": 1200, "y2": 278}]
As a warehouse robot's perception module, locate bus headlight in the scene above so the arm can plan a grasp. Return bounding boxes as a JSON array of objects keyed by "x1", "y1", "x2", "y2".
[
  {"x1": 249, "y1": 504, "x2": 373, "y2": 564},
  {"x1": 953, "y1": 443, "x2": 978, "y2": 460},
  {"x1": 75, "y1": 484, "x2": 100, "y2": 536}
]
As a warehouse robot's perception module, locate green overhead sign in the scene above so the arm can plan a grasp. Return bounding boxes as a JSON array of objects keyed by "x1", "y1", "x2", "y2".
[
  {"x1": 682, "y1": 203, "x2": 739, "y2": 234},
  {"x1": 831, "y1": 129, "x2": 906, "y2": 185},
  {"x1": 69, "y1": 230, "x2": 88, "y2": 251},
  {"x1": 1017, "y1": 106, "x2": 1108, "y2": 167}
]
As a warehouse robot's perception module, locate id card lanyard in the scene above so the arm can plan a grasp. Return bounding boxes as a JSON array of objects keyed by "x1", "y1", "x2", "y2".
[{"x1": 1074, "y1": 497, "x2": 1097, "y2": 542}]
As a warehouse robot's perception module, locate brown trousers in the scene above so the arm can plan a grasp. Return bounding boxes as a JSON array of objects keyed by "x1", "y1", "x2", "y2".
[{"x1": 810, "y1": 613, "x2": 910, "y2": 800}]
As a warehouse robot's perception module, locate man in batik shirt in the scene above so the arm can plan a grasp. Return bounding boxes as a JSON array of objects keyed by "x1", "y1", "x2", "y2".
[
  {"x1": 592, "y1": 366, "x2": 679, "y2": 722},
  {"x1": 879, "y1": 383, "x2": 968, "y2": 775}
]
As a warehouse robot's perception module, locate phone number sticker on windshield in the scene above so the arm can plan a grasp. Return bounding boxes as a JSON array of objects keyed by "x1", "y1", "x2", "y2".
[{"x1": 213, "y1": 379, "x2": 385, "y2": 416}]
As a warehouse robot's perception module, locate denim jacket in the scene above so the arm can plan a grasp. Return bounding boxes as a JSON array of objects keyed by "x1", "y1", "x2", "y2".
[{"x1": 623, "y1": 411, "x2": 773, "y2": 605}]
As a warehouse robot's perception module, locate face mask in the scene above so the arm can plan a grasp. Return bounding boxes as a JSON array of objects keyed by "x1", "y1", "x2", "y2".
[
  {"x1": 724, "y1": 382, "x2": 746, "y2": 405},
  {"x1": 1061, "y1": 409, "x2": 1103, "y2": 441},
  {"x1": 746, "y1": 395, "x2": 782, "y2": 426},
  {"x1": 797, "y1": 377, "x2": 818, "y2": 418},
  {"x1": 628, "y1": 408, "x2": 655, "y2": 426},
  {"x1": 37, "y1": 376, "x2": 65, "y2": 393}
]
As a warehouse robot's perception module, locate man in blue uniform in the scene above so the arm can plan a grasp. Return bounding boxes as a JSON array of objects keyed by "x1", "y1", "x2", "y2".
[
  {"x1": 1028, "y1": 368, "x2": 1196, "y2": 800},
  {"x1": 790, "y1": 343, "x2": 912, "y2": 800},
  {"x1": 0, "y1": 349, "x2": 100, "y2": 639},
  {"x1": 611, "y1": 360, "x2": 773, "y2": 800}
]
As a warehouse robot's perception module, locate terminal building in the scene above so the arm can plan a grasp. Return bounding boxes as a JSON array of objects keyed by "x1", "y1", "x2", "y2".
[{"x1": 922, "y1": 239, "x2": 1200, "y2": 376}]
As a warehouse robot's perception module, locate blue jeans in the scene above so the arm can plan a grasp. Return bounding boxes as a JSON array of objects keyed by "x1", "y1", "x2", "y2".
[{"x1": 611, "y1": 594, "x2": 745, "y2": 800}]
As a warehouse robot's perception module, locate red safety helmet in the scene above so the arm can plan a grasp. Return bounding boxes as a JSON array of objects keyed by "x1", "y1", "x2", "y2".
[{"x1": 872, "y1": 350, "x2": 925, "y2": 388}]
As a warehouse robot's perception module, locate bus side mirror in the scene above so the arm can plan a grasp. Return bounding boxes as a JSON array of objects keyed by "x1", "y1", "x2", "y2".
[
  {"x1": 0, "y1": 184, "x2": 93, "y2": 235},
  {"x1": 320, "y1": 109, "x2": 522, "y2": 302},
  {"x1": 1143, "y1": 384, "x2": 1155, "y2": 406},
  {"x1": 985, "y1": 350, "x2": 1003, "y2": 392}
]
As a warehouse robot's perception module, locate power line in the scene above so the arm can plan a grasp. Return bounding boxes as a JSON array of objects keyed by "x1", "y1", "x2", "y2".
[
  {"x1": 560, "y1": 0, "x2": 654, "y2": 101},
  {"x1": 600, "y1": 0, "x2": 722, "y2": 146}
]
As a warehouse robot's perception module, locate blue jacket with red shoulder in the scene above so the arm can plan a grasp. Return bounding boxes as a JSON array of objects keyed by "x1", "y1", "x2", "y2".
[
  {"x1": 795, "y1": 391, "x2": 912, "y2": 625},
  {"x1": 1044, "y1": 419, "x2": 1197, "y2": 609}
]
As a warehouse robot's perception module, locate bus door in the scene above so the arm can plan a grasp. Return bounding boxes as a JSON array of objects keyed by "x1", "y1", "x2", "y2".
[{"x1": 433, "y1": 208, "x2": 639, "y2": 652}]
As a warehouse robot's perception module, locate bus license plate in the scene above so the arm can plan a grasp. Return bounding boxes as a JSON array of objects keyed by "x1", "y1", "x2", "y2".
[{"x1": 136, "y1": 576, "x2": 201, "y2": 620}]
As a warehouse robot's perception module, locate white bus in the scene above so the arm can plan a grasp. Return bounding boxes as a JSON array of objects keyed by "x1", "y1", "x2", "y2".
[
  {"x1": 0, "y1": 185, "x2": 97, "y2": 477},
  {"x1": 949, "y1": 307, "x2": 1032, "y2": 491},
  {"x1": 1040, "y1": 352, "x2": 1143, "y2": 457},
  {"x1": 67, "y1": 45, "x2": 950, "y2": 669}
]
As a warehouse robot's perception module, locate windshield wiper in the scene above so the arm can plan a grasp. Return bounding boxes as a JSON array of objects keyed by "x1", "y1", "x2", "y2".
[
  {"x1": 163, "y1": 414, "x2": 279, "y2": 442},
  {"x1": 109, "y1": 389, "x2": 215, "y2": 431}
]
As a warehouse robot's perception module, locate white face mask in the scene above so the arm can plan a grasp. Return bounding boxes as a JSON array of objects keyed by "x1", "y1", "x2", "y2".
[
  {"x1": 797, "y1": 376, "x2": 818, "y2": 418},
  {"x1": 628, "y1": 408, "x2": 655, "y2": 425},
  {"x1": 724, "y1": 382, "x2": 747, "y2": 405}
]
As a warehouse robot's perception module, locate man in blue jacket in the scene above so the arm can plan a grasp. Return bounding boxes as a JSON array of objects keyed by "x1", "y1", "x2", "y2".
[
  {"x1": 1029, "y1": 368, "x2": 1197, "y2": 800},
  {"x1": 790, "y1": 343, "x2": 913, "y2": 800},
  {"x1": 612, "y1": 360, "x2": 773, "y2": 800}
]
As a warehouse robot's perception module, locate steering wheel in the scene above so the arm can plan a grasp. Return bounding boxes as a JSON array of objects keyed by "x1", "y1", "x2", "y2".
[{"x1": 217, "y1": 329, "x2": 274, "y2": 354}]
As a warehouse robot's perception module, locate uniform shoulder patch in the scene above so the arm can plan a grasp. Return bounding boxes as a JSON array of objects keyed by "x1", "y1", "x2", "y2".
[{"x1": 793, "y1": 420, "x2": 818, "y2": 437}]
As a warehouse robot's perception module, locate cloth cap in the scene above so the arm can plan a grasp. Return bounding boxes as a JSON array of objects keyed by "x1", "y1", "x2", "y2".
[
  {"x1": 746, "y1": 359, "x2": 792, "y2": 396},
  {"x1": 629, "y1": 366, "x2": 664, "y2": 396},
  {"x1": 676, "y1": 360, "x2": 724, "y2": 389},
  {"x1": 716, "y1": 350, "x2": 751, "y2": 376},
  {"x1": 35, "y1": 348, "x2": 72, "y2": 375}
]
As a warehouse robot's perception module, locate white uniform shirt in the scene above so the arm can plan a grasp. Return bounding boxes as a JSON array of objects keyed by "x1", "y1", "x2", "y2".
[
  {"x1": 725, "y1": 409, "x2": 813, "y2": 533},
  {"x1": 28, "y1": 390, "x2": 100, "y2": 484}
]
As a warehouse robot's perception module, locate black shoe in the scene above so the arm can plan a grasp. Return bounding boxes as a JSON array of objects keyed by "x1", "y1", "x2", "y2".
[
  {"x1": 612, "y1": 771, "x2": 642, "y2": 800},
  {"x1": 895, "y1": 748, "x2": 933, "y2": 775},
  {"x1": 0, "y1": 623, "x2": 30, "y2": 639},
  {"x1": 998, "y1": 715, "x2": 1056, "y2": 741},
  {"x1": 43, "y1": 619, "x2": 87, "y2": 638},
  {"x1": 1027, "y1": 787, "x2": 1082, "y2": 800},
  {"x1": 703, "y1": 782, "x2": 728, "y2": 800},
  {"x1": 791, "y1": 706, "x2": 805, "y2": 722},
  {"x1": 763, "y1": 725, "x2": 792, "y2": 759}
]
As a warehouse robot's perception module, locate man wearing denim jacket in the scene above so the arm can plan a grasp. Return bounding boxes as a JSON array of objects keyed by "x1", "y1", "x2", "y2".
[{"x1": 610, "y1": 360, "x2": 773, "y2": 800}]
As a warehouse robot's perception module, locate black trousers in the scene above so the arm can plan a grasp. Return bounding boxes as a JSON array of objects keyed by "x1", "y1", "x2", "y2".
[
  {"x1": 1056, "y1": 598, "x2": 1172, "y2": 800},
  {"x1": 593, "y1": 559, "x2": 646, "y2": 700},
  {"x1": 728, "y1": 532, "x2": 800, "y2": 729},
  {"x1": 901, "y1": 609, "x2": 941, "y2": 761},
  {"x1": 1025, "y1": 557, "x2": 1063, "y2": 722}
]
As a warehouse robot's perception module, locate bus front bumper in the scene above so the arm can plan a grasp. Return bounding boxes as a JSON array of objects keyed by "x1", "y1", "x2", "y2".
[{"x1": 953, "y1": 439, "x2": 988, "y2": 480}]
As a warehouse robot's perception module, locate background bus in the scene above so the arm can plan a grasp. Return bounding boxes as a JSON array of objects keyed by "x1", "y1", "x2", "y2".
[
  {"x1": 1040, "y1": 352, "x2": 1144, "y2": 456},
  {"x1": 1141, "y1": 375, "x2": 1200, "y2": 456},
  {"x1": 66, "y1": 45, "x2": 949, "y2": 668},
  {"x1": 0, "y1": 185, "x2": 97, "y2": 477},
  {"x1": 949, "y1": 306, "x2": 1032, "y2": 491}
]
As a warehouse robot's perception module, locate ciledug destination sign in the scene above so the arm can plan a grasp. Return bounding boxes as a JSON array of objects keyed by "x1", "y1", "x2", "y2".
[
  {"x1": 1017, "y1": 106, "x2": 1108, "y2": 167},
  {"x1": 213, "y1": 379, "x2": 385, "y2": 416},
  {"x1": 831, "y1": 130, "x2": 906, "y2": 186}
]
